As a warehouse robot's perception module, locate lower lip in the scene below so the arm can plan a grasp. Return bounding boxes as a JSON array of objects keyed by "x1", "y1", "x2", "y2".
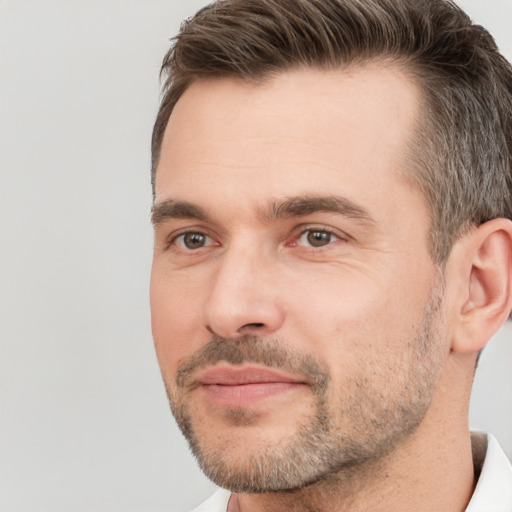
[{"x1": 201, "y1": 382, "x2": 302, "y2": 408}]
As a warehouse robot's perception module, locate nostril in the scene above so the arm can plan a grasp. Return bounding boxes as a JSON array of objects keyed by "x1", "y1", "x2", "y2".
[{"x1": 240, "y1": 322, "x2": 265, "y2": 329}]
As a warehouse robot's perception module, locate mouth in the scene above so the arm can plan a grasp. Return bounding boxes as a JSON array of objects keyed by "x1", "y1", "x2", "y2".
[{"x1": 196, "y1": 365, "x2": 309, "y2": 408}]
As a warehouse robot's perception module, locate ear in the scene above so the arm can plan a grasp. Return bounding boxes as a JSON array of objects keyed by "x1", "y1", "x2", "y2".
[{"x1": 448, "y1": 218, "x2": 512, "y2": 353}]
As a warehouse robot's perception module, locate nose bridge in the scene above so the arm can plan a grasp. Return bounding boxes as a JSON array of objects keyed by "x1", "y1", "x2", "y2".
[{"x1": 204, "y1": 238, "x2": 284, "y2": 338}]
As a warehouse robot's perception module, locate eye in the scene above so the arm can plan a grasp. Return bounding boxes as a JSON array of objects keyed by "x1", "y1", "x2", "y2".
[
  {"x1": 297, "y1": 229, "x2": 341, "y2": 248},
  {"x1": 174, "y1": 231, "x2": 215, "y2": 250}
]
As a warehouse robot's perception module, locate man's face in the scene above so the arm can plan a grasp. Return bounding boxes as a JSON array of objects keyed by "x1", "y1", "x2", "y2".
[{"x1": 150, "y1": 66, "x2": 449, "y2": 492}]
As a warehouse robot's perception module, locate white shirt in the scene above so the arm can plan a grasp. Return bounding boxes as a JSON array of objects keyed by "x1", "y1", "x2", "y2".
[
  {"x1": 190, "y1": 432, "x2": 512, "y2": 512},
  {"x1": 466, "y1": 432, "x2": 512, "y2": 511}
]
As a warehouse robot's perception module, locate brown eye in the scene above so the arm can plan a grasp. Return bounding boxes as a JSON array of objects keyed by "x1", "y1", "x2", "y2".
[
  {"x1": 297, "y1": 229, "x2": 339, "y2": 248},
  {"x1": 176, "y1": 232, "x2": 212, "y2": 250},
  {"x1": 307, "y1": 231, "x2": 332, "y2": 247}
]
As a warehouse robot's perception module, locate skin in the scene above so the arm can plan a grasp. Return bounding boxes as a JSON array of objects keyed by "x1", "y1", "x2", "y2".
[{"x1": 150, "y1": 65, "x2": 511, "y2": 511}]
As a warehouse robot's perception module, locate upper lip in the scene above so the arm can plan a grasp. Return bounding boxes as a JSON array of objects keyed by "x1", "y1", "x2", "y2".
[{"x1": 197, "y1": 365, "x2": 307, "y2": 386}]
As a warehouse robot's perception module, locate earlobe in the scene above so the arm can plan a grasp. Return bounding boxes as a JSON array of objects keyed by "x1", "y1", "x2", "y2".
[{"x1": 450, "y1": 218, "x2": 512, "y2": 354}]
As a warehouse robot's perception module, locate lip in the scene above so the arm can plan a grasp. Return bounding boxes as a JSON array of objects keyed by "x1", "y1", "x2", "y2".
[
  {"x1": 198, "y1": 366, "x2": 305, "y2": 385},
  {"x1": 196, "y1": 366, "x2": 307, "y2": 407}
]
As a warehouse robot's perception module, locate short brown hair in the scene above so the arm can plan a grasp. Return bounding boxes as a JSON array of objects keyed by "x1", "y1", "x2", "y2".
[{"x1": 151, "y1": 0, "x2": 512, "y2": 263}]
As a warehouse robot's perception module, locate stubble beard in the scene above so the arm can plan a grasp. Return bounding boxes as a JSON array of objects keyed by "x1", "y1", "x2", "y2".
[{"x1": 164, "y1": 282, "x2": 446, "y2": 494}]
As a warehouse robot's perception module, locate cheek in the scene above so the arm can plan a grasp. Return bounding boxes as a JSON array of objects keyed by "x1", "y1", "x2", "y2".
[
  {"x1": 150, "y1": 267, "x2": 208, "y2": 375},
  {"x1": 283, "y1": 268, "x2": 427, "y2": 374}
]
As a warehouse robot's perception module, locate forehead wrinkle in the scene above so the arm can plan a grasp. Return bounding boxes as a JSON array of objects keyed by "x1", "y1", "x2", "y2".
[
  {"x1": 264, "y1": 195, "x2": 377, "y2": 225},
  {"x1": 151, "y1": 199, "x2": 209, "y2": 226}
]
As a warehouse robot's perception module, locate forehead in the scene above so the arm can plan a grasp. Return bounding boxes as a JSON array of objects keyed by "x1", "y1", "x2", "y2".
[{"x1": 155, "y1": 65, "x2": 422, "y2": 216}]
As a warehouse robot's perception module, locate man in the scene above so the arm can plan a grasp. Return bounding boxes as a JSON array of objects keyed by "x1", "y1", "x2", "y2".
[{"x1": 149, "y1": 0, "x2": 512, "y2": 510}]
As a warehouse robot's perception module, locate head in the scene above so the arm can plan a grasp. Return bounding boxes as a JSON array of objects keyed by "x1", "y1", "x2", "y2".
[{"x1": 150, "y1": 0, "x2": 512, "y2": 494}]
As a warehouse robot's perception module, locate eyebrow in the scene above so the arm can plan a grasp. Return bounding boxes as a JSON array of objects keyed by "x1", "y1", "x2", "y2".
[
  {"x1": 151, "y1": 195, "x2": 375, "y2": 226},
  {"x1": 151, "y1": 200, "x2": 208, "y2": 226},
  {"x1": 266, "y1": 195, "x2": 376, "y2": 225}
]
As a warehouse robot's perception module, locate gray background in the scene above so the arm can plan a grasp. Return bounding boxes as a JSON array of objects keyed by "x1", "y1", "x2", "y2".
[{"x1": 0, "y1": 1, "x2": 511, "y2": 511}]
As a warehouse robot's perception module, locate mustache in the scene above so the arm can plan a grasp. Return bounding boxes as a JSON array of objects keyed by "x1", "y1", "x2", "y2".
[{"x1": 176, "y1": 335, "x2": 330, "y2": 393}]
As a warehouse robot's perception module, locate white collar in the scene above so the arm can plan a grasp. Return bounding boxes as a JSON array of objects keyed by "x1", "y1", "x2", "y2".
[{"x1": 465, "y1": 431, "x2": 512, "y2": 511}]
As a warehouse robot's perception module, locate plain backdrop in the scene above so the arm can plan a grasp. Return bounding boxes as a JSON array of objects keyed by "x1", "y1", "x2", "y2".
[{"x1": 0, "y1": 1, "x2": 511, "y2": 511}]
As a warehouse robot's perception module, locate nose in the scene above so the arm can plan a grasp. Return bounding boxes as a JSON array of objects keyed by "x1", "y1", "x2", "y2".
[{"x1": 204, "y1": 244, "x2": 285, "y2": 339}]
